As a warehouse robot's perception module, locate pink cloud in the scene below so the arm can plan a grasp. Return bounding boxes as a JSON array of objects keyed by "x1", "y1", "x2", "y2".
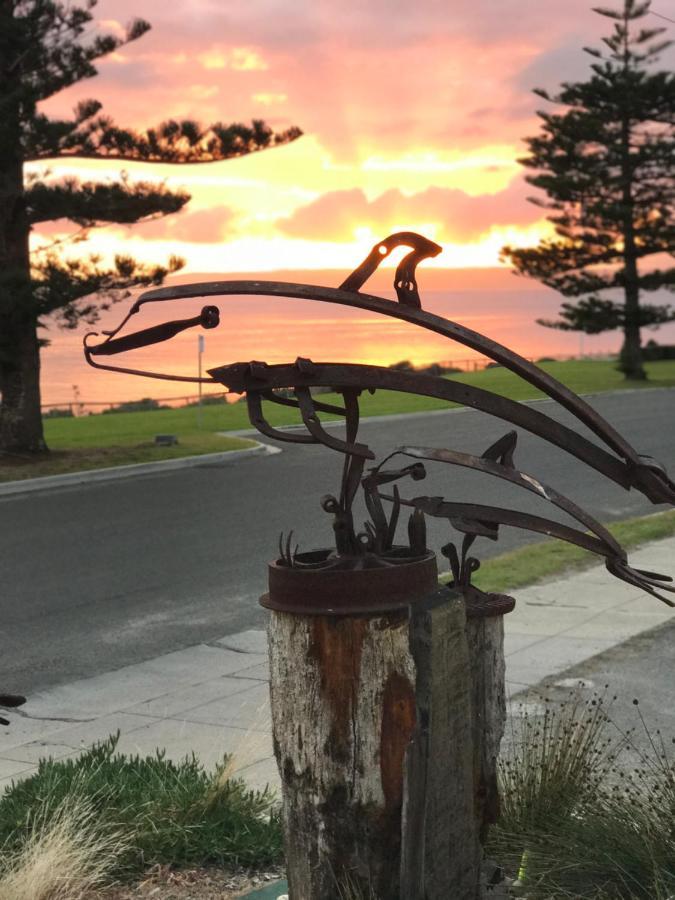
[
  {"x1": 132, "y1": 205, "x2": 234, "y2": 242},
  {"x1": 277, "y1": 178, "x2": 542, "y2": 242},
  {"x1": 43, "y1": 0, "x2": 675, "y2": 162}
]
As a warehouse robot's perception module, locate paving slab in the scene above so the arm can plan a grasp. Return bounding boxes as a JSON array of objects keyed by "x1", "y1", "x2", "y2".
[
  {"x1": 127, "y1": 675, "x2": 262, "y2": 719},
  {"x1": 0, "y1": 739, "x2": 81, "y2": 766},
  {"x1": 0, "y1": 757, "x2": 40, "y2": 782},
  {"x1": 112, "y1": 718, "x2": 273, "y2": 771},
  {"x1": 24, "y1": 644, "x2": 263, "y2": 720},
  {"x1": 215, "y1": 630, "x2": 268, "y2": 655},
  {"x1": 182, "y1": 683, "x2": 272, "y2": 731}
]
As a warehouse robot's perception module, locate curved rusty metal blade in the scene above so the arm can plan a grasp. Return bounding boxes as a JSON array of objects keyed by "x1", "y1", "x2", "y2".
[
  {"x1": 209, "y1": 361, "x2": 636, "y2": 493},
  {"x1": 127, "y1": 278, "x2": 641, "y2": 468},
  {"x1": 246, "y1": 392, "x2": 317, "y2": 444},
  {"x1": 383, "y1": 494, "x2": 613, "y2": 557},
  {"x1": 394, "y1": 443, "x2": 625, "y2": 558},
  {"x1": 82, "y1": 257, "x2": 675, "y2": 506},
  {"x1": 295, "y1": 386, "x2": 374, "y2": 459}
]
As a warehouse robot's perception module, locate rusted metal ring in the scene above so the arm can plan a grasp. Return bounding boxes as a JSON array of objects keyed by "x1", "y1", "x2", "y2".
[
  {"x1": 262, "y1": 549, "x2": 438, "y2": 616},
  {"x1": 464, "y1": 590, "x2": 516, "y2": 618}
]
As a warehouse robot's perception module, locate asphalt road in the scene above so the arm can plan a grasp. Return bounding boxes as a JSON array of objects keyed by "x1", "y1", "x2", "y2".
[{"x1": 1, "y1": 387, "x2": 673, "y2": 695}]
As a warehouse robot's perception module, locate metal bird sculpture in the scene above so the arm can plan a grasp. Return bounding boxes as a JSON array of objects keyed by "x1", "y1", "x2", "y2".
[{"x1": 84, "y1": 232, "x2": 675, "y2": 610}]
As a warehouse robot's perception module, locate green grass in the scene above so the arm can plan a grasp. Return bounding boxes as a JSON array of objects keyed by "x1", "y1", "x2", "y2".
[
  {"x1": 0, "y1": 735, "x2": 283, "y2": 880},
  {"x1": 4, "y1": 358, "x2": 674, "y2": 484},
  {"x1": 0, "y1": 433, "x2": 253, "y2": 482},
  {"x1": 43, "y1": 359, "x2": 675, "y2": 450},
  {"x1": 440, "y1": 509, "x2": 675, "y2": 594}
]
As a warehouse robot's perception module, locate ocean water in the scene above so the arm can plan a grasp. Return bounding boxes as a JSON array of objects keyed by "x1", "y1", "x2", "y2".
[{"x1": 40, "y1": 281, "x2": 675, "y2": 408}]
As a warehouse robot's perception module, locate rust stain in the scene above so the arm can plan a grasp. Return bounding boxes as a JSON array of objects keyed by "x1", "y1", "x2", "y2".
[
  {"x1": 308, "y1": 616, "x2": 368, "y2": 758},
  {"x1": 380, "y1": 671, "x2": 416, "y2": 808}
]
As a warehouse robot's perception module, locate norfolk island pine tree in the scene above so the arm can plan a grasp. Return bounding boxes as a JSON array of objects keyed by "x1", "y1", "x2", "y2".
[
  {"x1": 0, "y1": 1, "x2": 301, "y2": 453},
  {"x1": 502, "y1": 0, "x2": 674, "y2": 380}
]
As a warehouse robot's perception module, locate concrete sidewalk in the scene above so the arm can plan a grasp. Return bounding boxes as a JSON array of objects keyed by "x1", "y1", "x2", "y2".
[{"x1": 1, "y1": 537, "x2": 673, "y2": 794}]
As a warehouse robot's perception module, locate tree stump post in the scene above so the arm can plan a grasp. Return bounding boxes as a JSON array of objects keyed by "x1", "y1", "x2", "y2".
[
  {"x1": 464, "y1": 593, "x2": 515, "y2": 847},
  {"x1": 264, "y1": 554, "x2": 482, "y2": 900}
]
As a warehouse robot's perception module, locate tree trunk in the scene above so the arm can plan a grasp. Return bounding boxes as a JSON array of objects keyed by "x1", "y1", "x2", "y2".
[
  {"x1": 618, "y1": 289, "x2": 645, "y2": 381},
  {"x1": 618, "y1": 86, "x2": 646, "y2": 382},
  {"x1": 0, "y1": 313, "x2": 46, "y2": 453},
  {"x1": 267, "y1": 586, "x2": 481, "y2": 900},
  {"x1": 0, "y1": 26, "x2": 46, "y2": 454}
]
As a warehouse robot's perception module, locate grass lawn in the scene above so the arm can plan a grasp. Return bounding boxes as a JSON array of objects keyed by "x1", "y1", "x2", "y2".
[
  {"x1": 0, "y1": 433, "x2": 253, "y2": 482},
  {"x1": 2, "y1": 358, "x2": 673, "y2": 483}
]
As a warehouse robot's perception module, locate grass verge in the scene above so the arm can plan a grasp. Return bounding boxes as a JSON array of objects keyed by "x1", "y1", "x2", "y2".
[
  {"x1": 0, "y1": 434, "x2": 254, "y2": 483},
  {"x1": 43, "y1": 360, "x2": 675, "y2": 451},
  {"x1": 5, "y1": 359, "x2": 673, "y2": 483},
  {"x1": 440, "y1": 508, "x2": 675, "y2": 594},
  {"x1": 0, "y1": 735, "x2": 282, "y2": 883}
]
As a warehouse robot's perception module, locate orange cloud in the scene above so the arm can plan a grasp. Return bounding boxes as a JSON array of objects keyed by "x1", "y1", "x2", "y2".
[
  {"x1": 197, "y1": 45, "x2": 268, "y2": 71},
  {"x1": 133, "y1": 205, "x2": 234, "y2": 243},
  {"x1": 277, "y1": 179, "x2": 542, "y2": 243}
]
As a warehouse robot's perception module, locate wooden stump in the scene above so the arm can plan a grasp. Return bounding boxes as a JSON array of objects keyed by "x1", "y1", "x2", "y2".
[
  {"x1": 402, "y1": 589, "x2": 481, "y2": 900},
  {"x1": 465, "y1": 610, "x2": 508, "y2": 844},
  {"x1": 267, "y1": 585, "x2": 481, "y2": 900}
]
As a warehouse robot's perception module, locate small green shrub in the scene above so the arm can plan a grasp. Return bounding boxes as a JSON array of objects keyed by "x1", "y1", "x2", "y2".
[{"x1": 0, "y1": 734, "x2": 282, "y2": 880}]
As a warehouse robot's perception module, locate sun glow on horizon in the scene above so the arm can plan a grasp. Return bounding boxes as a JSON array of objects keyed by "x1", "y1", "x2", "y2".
[{"x1": 31, "y1": 219, "x2": 552, "y2": 274}]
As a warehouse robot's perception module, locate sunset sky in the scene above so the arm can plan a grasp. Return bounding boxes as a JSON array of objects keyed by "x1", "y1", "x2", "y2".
[
  {"x1": 33, "y1": 1, "x2": 675, "y2": 404},
  {"x1": 34, "y1": 0, "x2": 675, "y2": 273}
]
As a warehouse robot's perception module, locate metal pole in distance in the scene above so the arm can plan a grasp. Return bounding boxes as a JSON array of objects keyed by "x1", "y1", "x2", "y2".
[{"x1": 197, "y1": 334, "x2": 204, "y2": 428}]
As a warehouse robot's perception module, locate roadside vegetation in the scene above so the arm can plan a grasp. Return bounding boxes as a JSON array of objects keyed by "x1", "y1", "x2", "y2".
[
  {"x1": 0, "y1": 434, "x2": 253, "y2": 483},
  {"x1": 491, "y1": 691, "x2": 675, "y2": 898},
  {"x1": 2, "y1": 358, "x2": 672, "y2": 484},
  {"x1": 0, "y1": 736, "x2": 282, "y2": 896},
  {"x1": 1, "y1": 693, "x2": 671, "y2": 898}
]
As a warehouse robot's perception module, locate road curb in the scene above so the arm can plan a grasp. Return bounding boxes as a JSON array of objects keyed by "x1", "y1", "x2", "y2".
[{"x1": 0, "y1": 440, "x2": 280, "y2": 498}]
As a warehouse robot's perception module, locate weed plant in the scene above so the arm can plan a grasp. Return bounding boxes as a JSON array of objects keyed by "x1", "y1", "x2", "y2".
[
  {"x1": 0, "y1": 735, "x2": 282, "y2": 879},
  {"x1": 489, "y1": 691, "x2": 675, "y2": 898}
]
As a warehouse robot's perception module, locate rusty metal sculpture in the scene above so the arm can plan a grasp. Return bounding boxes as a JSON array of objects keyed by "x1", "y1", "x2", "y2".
[{"x1": 84, "y1": 232, "x2": 675, "y2": 612}]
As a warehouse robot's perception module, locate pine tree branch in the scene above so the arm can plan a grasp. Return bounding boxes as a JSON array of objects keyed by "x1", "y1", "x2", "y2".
[
  {"x1": 32, "y1": 252, "x2": 185, "y2": 324},
  {"x1": 26, "y1": 178, "x2": 189, "y2": 226},
  {"x1": 6, "y1": 2, "x2": 150, "y2": 105},
  {"x1": 24, "y1": 116, "x2": 303, "y2": 163}
]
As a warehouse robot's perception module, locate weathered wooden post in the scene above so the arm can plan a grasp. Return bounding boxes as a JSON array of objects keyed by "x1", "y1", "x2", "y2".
[
  {"x1": 85, "y1": 230, "x2": 675, "y2": 899},
  {"x1": 263, "y1": 559, "x2": 482, "y2": 900},
  {"x1": 465, "y1": 593, "x2": 514, "y2": 846}
]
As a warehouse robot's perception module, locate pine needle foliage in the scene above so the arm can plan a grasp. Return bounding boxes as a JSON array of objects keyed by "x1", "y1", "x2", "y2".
[
  {"x1": 502, "y1": 0, "x2": 675, "y2": 380},
  {"x1": 0, "y1": 0, "x2": 301, "y2": 452}
]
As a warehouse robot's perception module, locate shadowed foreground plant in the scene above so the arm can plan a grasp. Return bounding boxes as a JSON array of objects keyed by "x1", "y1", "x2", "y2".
[{"x1": 489, "y1": 691, "x2": 675, "y2": 898}]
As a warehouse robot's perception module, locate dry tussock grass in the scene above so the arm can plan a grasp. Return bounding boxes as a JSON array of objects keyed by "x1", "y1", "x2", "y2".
[{"x1": 0, "y1": 796, "x2": 127, "y2": 900}]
